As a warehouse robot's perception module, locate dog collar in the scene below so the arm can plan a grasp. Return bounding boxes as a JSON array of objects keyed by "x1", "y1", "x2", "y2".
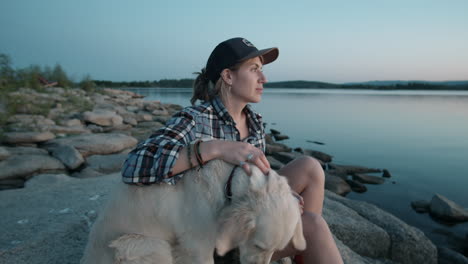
[{"x1": 225, "y1": 166, "x2": 239, "y2": 202}]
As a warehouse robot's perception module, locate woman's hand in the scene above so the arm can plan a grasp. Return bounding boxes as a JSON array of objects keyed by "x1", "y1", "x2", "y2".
[{"x1": 202, "y1": 140, "x2": 270, "y2": 175}]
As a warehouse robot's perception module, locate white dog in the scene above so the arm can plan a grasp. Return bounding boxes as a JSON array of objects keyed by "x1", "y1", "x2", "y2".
[{"x1": 81, "y1": 160, "x2": 306, "y2": 264}]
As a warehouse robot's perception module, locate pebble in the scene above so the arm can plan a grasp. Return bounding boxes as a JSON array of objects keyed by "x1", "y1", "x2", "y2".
[
  {"x1": 59, "y1": 208, "x2": 71, "y2": 214},
  {"x1": 17, "y1": 219, "x2": 29, "y2": 224},
  {"x1": 89, "y1": 194, "x2": 100, "y2": 201}
]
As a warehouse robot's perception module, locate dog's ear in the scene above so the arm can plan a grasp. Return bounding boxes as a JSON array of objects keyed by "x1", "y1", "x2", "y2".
[
  {"x1": 249, "y1": 166, "x2": 267, "y2": 192},
  {"x1": 216, "y1": 209, "x2": 256, "y2": 256},
  {"x1": 291, "y1": 217, "x2": 306, "y2": 251}
]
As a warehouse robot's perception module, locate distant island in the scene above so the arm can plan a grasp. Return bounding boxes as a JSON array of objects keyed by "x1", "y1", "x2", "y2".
[{"x1": 94, "y1": 79, "x2": 468, "y2": 90}]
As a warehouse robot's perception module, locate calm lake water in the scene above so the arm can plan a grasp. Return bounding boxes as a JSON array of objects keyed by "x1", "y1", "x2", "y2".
[{"x1": 125, "y1": 87, "x2": 468, "y2": 247}]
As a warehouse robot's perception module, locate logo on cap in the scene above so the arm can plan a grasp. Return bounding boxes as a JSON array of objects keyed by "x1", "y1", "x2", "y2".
[{"x1": 242, "y1": 38, "x2": 255, "y2": 47}]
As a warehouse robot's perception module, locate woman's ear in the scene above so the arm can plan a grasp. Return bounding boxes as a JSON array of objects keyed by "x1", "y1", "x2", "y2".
[{"x1": 220, "y1": 69, "x2": 233, "y2": 86}]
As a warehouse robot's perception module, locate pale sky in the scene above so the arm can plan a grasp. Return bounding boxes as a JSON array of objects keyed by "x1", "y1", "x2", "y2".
[{"x1": 1, "y1": 0, "x2": 467, "y2": 83}]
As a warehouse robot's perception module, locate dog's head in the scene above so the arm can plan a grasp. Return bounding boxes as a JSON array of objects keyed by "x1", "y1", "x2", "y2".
[{"x1": 216, "y1": 167, "x2": 306, "y2": 264}]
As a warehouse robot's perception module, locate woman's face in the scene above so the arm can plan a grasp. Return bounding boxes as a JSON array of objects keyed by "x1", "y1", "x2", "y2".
[{"x1": 228, "y1": 56, "x2": 267, "y2": 104}]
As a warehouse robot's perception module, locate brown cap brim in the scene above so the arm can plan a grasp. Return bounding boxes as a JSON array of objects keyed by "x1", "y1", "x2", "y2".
[{"x1": 239, "y1": 47, "x2": 279, "y2": 65}]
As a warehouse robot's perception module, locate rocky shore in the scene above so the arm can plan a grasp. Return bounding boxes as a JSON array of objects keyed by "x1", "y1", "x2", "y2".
[{"x1": 0, "y1": 87, "x2": 467, "y2": 263}]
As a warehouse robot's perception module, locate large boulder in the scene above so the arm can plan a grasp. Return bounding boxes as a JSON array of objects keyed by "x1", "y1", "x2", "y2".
[
  {"x1": 83, "y1": 109, "x2": 123, "y2": 127},
  {"x1": 44, "y1": 133, "x2": 137, "y2": 157},
  {"x1": 2, "y1": 131, "x2": 55, "y2": 144},
  {"x1": 429, "y1": 194, "x2": 468, "y2": 222},
  {"x1": 323, "y1": 198, "x2": 391, "y2": 258},
  {"x1": 326, "y1": 191, "x2": 438, "y2": 264},
  {"x1": 0, "y1": 154, "x2": 66, "y2": 182}
]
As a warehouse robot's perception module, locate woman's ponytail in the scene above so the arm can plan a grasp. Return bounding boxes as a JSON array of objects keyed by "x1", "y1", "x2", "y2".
[{"x1": 191, "y1": 68, "x2": 213, "y2": 105}]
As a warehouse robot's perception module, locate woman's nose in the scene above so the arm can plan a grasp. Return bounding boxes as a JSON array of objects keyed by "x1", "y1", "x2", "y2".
[{"x1": 259, "y1": 71, "x2": 267, "y2": 83}]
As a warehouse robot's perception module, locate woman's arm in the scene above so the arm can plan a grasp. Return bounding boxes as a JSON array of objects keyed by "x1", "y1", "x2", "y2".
[{"x1": 171, "y1": 140, "x2": 271, "y2": 176}]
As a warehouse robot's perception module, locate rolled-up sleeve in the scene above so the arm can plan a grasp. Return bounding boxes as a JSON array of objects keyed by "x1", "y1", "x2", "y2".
[{"x1": 121, "y1": 111, "x2": 195, "y2": 184}]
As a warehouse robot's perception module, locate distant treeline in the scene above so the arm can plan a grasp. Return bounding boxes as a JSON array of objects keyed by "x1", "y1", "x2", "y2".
[
  {"x1": 95, "y1": 79, "x2": 468, "y2": 90},
  {"x1": 94, "y1": 79, "x2": 194, "y2": 88}
]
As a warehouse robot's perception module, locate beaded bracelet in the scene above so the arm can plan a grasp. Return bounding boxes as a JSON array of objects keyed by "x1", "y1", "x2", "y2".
[
  {"x1": 187, "y1": 142, "x2": 194, "y2": 168},
  {"x1": 194, "y1": 140, "x2": 205, "y2": 169}
]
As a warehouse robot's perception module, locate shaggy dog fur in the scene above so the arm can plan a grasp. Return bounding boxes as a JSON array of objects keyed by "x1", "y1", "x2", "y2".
[{"x1": 81, "y1": 160, "x2": 305, "y2": 264}]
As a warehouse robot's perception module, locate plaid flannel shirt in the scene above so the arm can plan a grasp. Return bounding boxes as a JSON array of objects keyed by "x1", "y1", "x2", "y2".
[{"x1": 121, "y1": 96, "x2": 266, "y2": 185}]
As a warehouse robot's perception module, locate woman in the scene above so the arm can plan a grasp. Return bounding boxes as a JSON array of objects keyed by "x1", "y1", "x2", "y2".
[{"x1": 122, "y1": 37, "x2": 343, "y2": 264}]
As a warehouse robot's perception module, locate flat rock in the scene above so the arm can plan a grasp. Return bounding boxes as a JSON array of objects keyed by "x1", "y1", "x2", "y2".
[
  {"x1": 265, "y1": 133, "x2": 274, "y2": 144},
  {"x1": 270, "y1": 128, "x2": 281, "y2": 135},
  {"x1": 103, "y1": 88, "x2": 143, "y2": 98},
  {"x1": 120, "y1": 112, "x2": 138, "y2": 126},
  {"x1": 4, "y1": 146, "x2": 48, "y2": 155},
  {"x1": 273, "y1": 134, "x2": 289, "y2": 141},
  {"x1": 296, "y1": 148, "x2": 333, "y2": 162},
  {"x1": 352, "y1": 173, "x2": 385, "y2": 184},
  {"x1": 151, "y1": 109, "x2": 169, "y2": 116},
  {"x1": 411, "y1": 200, "x2": 430, "y2": 213},
  {"x1": 58, "y1": 118, "x2": 82, "y2": 127},
  {"x1": 83, "y1": 109, "x2": 123, "y2": 127},
  {"x1": 382, "y1": 169, "x2": 392, "y2": 178},
  {"x1": 266, "y1": 143, "x2": 292, "y2": 155},
  {"x1": 153, "y1": 115, "x2": 172, "y2": 124},
  {"x1": 7, "y1": 114, "x2": 55, "y2": 126},
  {"x1": 2, "y1": 131, "x2": 55, "y2": 144},
  {"x1": 0, "y1": 173, "x2": 119, "y2": 264},
  {"x1": 44, "y1": 133, "x2": 137, "y2": 157},
  {"x1": 48, "y1": 125, "x2": 91, "y2": 134},
  {"x1": 266, "y1": 156, "x2": 284, "y2": 170},
  {"x1": 135, "y1": 121, "x2": 165, "y2": 129},
  {"x1": 0, "y1": 147, "x2": 11, "y2": 161},
  {"x1": 346, "y1": 179, "x2": 368, "y2": 193},
  {"x1": 86, "y1": 153, "x2": 128, "y2": 173},
  {"x1": 136, "y1": 111, "x2": 153, "y2": 122},
  {"x1": 143, "y1": 100, "x2": 164, "y2": 112},
  {"x1": 325, "y1": 172, "x2": 351, "y2": 196},
  {"x1": 271, "y1": 151, "x2": 302, "y2": 164},
  {"x1": 0, "y1": 154, "x2": 66, "y2": 181},
  {"x1": 329, "y1": 163, "x2": 382, "y2": 174},
  {"x1": 47, "y1": 144, "x2": 85, "y2": 170},
  {"x1": 430, "y1": 194, "x2": 468, "y2": 222},
  {"x1": 164, "y1": 103, "x2": 183, "y2": 115}
]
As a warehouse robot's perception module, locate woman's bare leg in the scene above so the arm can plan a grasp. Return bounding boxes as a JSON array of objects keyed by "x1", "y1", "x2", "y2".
[{"x1": 271, "y1": 156, "x2": 343, "y2": 264}]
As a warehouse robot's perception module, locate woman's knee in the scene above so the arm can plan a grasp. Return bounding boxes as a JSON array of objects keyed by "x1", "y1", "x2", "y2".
[
  {"x1": 297, "y1": 156, "x2": 325, "y2": 186},
  {"x1": 302, "y1": 211, "x2": 328, "y2": 236}
]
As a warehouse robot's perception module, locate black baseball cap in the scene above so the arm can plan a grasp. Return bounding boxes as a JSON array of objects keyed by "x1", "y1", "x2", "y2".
[{"x1": 205, "y1": 37, "x2": 279, "y2": 84}]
